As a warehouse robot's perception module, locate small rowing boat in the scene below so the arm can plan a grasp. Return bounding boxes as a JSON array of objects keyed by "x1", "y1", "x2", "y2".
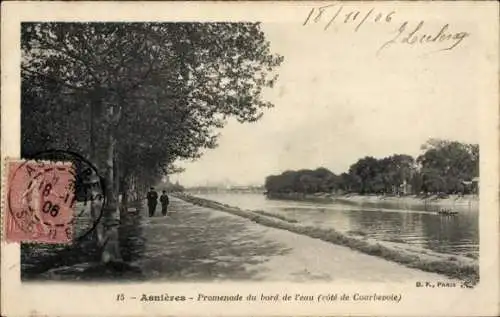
[{"x1": 437, "y1": 208, "x2": 458, "y2": 215}]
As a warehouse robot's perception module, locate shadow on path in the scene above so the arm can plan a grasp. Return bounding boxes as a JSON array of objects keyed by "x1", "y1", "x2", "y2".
[
  {"x1": 128, "y1": 199, "x2": 291, "y2": 281},
  {"x1": 21, "y1": 198, "x2": 292, "y2": 281}
]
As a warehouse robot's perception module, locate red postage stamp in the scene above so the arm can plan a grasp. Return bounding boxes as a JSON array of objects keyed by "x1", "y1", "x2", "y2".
[{"x1": 4, "y1": 159, "x2": 76, "y2": 244}]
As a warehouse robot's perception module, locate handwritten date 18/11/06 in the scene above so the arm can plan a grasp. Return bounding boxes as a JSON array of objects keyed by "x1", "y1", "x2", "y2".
[
  {"x1": 303, "y1": 4, "x2": 470, "y2": 55},
  {"x1": 303, "y1": 4, "x2": 395, "y2": 31}
]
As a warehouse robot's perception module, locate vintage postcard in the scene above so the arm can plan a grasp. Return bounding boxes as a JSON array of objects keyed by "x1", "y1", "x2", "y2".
[{"x1": 1, "y1": 1, "x2": 499, "y2": 316}]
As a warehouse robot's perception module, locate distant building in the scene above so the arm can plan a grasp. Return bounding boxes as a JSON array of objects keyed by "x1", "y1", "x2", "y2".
[
  {"x1": 399, "y1": 180, "x2": 411, "y2": 195},
  {"x1": 462, "y1": 177, "x2": 479, "y2": 195},
  {"x1": 472, "y1": 177, "x2": 479, "y2": 194}
]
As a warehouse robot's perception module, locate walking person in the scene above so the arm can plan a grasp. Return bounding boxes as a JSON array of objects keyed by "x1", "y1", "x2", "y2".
[
  {"x1": 147, "y1": 187, "x2": 158, "y2": 217},
  {"x1": 160, "y1": 190, "x2": 169, "y2": 216}
]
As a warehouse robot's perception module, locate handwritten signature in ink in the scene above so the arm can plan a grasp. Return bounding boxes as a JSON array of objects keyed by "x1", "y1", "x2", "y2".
[
  {"x1": 303, "y1": 4, "x2": 470, "y2": 55},
  {"x1": 377, "y1": 21, "x2": 470, "y2": 55}
]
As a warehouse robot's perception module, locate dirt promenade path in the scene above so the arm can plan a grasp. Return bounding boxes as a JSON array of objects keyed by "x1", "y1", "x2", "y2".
[{"x1": 127, "y1": 196, "x2": 452, "y2": 282}]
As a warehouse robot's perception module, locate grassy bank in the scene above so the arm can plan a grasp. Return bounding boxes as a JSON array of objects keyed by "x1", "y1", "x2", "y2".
[{"x1": 175, "y1": 193, "x2": 479, "y2": 285}]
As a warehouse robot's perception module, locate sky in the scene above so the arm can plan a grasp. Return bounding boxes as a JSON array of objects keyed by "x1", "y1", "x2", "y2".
[{"x1": 175, "y1": 20, "x2": 479, "y2": 187}]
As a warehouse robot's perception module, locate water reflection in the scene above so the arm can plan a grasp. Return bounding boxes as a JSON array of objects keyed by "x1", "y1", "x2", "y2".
[{"x1": 195, "y1": 193, "x2": 478, "y2": 258}]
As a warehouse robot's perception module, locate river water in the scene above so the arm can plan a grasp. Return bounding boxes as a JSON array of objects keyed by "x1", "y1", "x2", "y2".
[{"x1": 192, "y1": 192, "x2": 479, "y2": 258}]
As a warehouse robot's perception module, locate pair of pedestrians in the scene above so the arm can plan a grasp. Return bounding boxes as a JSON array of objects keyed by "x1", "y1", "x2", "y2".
[{"x1": 147, "y1": 187, "x2": 169, "y2": 217}]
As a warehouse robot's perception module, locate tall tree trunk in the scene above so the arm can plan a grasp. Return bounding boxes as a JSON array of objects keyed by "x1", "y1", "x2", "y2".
[
  {"x1": 133, "y1": 176, "x2": 142, "y2": 203},
  {"x1": 101, "y1": 105, "x2": 122, "y2": 264},
  {"x1": 114, "y1": 148, "x2": 120, "y2": 201},
  {"x1": 122, "y1": 183, "x2": 129, "y2": 208},
  {"x1": 120, "y1": 171, "x2": 130, "y2": 208},
  {"x1": 119, "y1": 171, "x2": 131, "y2": 218},
  {"x1": 88, "y1": 100, "x2": 104, "y2": 246}
]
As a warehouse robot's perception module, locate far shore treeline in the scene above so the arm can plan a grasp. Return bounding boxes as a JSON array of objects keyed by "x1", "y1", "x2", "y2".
[{"x1": 265, "y1": 139, "x2": 479, "y2": 196}]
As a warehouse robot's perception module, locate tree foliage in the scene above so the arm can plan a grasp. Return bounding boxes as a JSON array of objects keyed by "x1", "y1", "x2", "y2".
[
  {"x1": 265, "y1": 139, "x2": 479, "y2": 196},
  {"x1": 21, "y1": 22, "x2": 283, "y2": 263},
  {"x1": 417, "y1": 139, "x2": 479, "y2": 194},
  {"x1": 265, "y1": 168, "x2": 339, "y2": 194},
  {"x1": 21, "y1": 22, "x2": 284, "y2": 199}
]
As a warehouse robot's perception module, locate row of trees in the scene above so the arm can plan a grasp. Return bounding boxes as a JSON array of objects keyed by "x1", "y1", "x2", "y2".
[
  {"x1": 265, "y1": 168, "x2": 339, "y2": 194},
  {"x1": 265, "y1": 139, "x2": 479, "y2": 196},
  {"x1": 22, "y1": 22, "x2": 283, "y2": 263}
]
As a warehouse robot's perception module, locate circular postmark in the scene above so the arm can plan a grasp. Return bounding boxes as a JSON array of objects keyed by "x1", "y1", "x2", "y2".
[{"x1": 6, "y1": 150, "x2": 106, "y2": 244}]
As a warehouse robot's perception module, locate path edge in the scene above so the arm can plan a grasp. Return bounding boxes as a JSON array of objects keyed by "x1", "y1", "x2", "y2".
[{"x1": 174, "y1": 193, "x2": 479, "y2": 286}]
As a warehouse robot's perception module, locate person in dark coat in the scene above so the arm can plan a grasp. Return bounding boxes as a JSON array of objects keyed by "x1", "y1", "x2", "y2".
[
  {"x1": 160, "y1": 190, "x2": 169, "y2": 216},
  {"x1": 147, "y1": 187, "x2": 158, "y2": 217}
]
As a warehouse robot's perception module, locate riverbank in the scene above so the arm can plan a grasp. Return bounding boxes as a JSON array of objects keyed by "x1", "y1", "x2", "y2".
[
  {"x1": 23, "y1": 197, "x2": 457, "y2": 283},
  {"x1": 175, "y1": 193, "x2": 479, "y2": 285},
  {"x1": 265, "y1": 192, "x2": 479, "y2": 211}
]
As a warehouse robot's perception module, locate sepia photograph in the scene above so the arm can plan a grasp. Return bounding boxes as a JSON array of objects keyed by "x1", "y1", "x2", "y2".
[
  {"x1": 19, "y1": 19, "x2": 480, "y2": 284},
  {"x1": 1, "y1": 2, "x2": 499, "y2": 317}
]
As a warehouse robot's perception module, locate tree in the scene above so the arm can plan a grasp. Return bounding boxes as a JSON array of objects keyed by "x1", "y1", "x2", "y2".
[
  {"x1": 264, "y1": 140, "x2": 477, "y2": 196},
  {"x1": 21, "y1": 22, "x2": 283, "y2": 264},
  {"x1": 417, "y1": 139, "x2": 479, "y2": 194},
  {"x1": 338, "y1": 172, "x2": 355, "y2": 192},
  {"x1": 383, "y1": 154, "x2": 416, "y2": 194},
  {"x1": 264, "y1": 167, "x2": 338, "y2": 194},
  {"x1": 347, "y1": 156, "x2": 381, "y2": 194}
]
